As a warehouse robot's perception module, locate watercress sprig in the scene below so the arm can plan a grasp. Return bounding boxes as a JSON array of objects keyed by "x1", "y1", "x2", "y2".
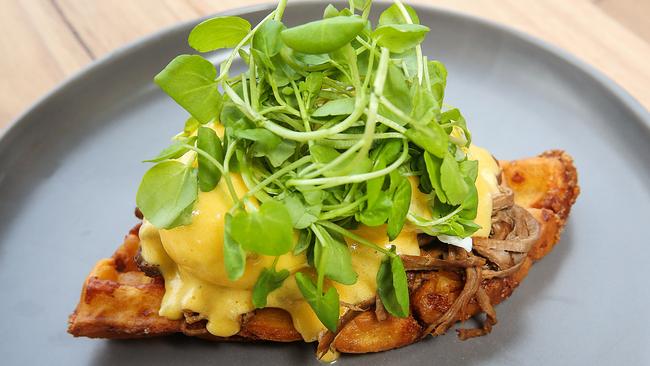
[{"x1": 137, "y1": 0, "x2": 480, "y2": 332}]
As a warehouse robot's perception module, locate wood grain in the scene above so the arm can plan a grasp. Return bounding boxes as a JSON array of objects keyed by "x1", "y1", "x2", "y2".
[
  {"x1": 1, "y1": 0, "x2": 648, "y2": 129},
  {"x1": 595, "y1": 0, "x2": 650, "y2": 42},
  {"x1": 0, "y1": 0, "x2": 91, "y2": 125}
]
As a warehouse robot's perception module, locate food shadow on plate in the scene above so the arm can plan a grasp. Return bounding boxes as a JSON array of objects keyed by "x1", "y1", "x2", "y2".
[
  {"x1": 90, "y1": 334, "x2": 313, "y2": 366},
  {"x1": 88, "y1": 225, "x2": 574, "y2": 366}
]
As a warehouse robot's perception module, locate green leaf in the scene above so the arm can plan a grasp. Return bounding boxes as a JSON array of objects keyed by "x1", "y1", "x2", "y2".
[
  {"x1": 313, "y1": 226, "x2": 357, "y2": 285},
  {"x1": 235, "y1": 128, "x2": 294, "y2": 167},
  {"x1": 410, "y1": 83, "x2": 437, "y2": 123},
  {"x1": 282, "y1": 194, "x2": 321, "y2": 229},
  {"x1": 387, "y1": 173, "x2": 411, "y2": 241},
  {"x1": 360, "y1": 191, "x2": 392, "y2": 227},
  {"x1": 197, "y1": 127, "x2": 224, "y2": 192},
  {"x1": 404, "y1": 121, "x2": 448, "y2": 158},
  {"x1": 459, "y1": 159, "x2": 479, "y2": 182},
  {"x1": 235, "y1": 128, "x2": 281, "y2": 148},
  {"x1": 143, "y1": 136, "x2": 196, "y2": 163},
  {"x1": 312, "y1": 98, "x2": 355, "y2": 117},
  {"x1": 182, "y1": 117, "x2": 200, "y2": 136},
  {"x1": 303, "y1": 72, "x2": 323, "y2": 97},
  {"x1": 220, "y1": 101, "x2": 248, "y2": 127},
  {"x1": 366, "y1": 140, "x2": 402, "y2": 207},
  {"x1": 423, "y1": 152, "x2": 447, "y2": 203},
  {"x1": 380, "y1": 63, "x2": 411, "y2": 124},
  {"x1": 458, "y1": 161, "x2": 479, "y2": 221},
  {"x1": 378, "y1": 3, "x2": 420, "y2": 26},
  {"x1": 281, "y1": 17, "x2": 366, "y2": 54},
  {"x1": 230, "y1": 200, "x2": 293, "y2": 256},
  {"x1": 293, "y1": 229, "x2": 313, "y2": 255},
  {"x1": 252, "y1": 19, "x2": 284, "y2": 57},
  {"x1": 294, "y1": 52, "x2": 330, "y2": 66},
  {"x1": 428, "y1": 60, "x2": 447, "y2": 106},
  {"x1": 372, "y1": 24, "x2": 429, "y2": 53},
  {"x1": 376, "y1": 248, "x2": 409, "y2": 317},
  {"x1": 188, "y1": 16, "x2": 251, "y2": 52},
  {"x1": 459, "y1": 180, "x2": 478, "y2": 220},
  {"x1": 323, "y1": 4, "x2": 340, "y2": 19},
  {"x1": 352, "y1": 0, "x2": 371, "y2": 11},
  {"x1": 440, "y1": 152, "x2": 469, "y2": 205},
  {"x1": 266, "y1": 139, "x2": 296, "y2": 167},
  {"x1": 154, "y1": 55, "x2": 222, "y2": 124},
  {"x1": 299, "y1": 190, "x2": 325, "y2": 207},
  {"x1": 136, "y1": 161, "x2": 198, "y2": 229},
  {"x1": 441, "y1": 108, "x2": 471, "y2": 146},
  {"x1": 309, "y1": 143, "x2": 340, "y2": 164},
  {"x1": 224, "y1": 213, "x2": 246, "y2": 281},
  {"x1": 252, "y1": 267, "x2": 290, "y2": 308},
  {"x1": 295, "y1": 272, "x2": 340, "y2": 332}
]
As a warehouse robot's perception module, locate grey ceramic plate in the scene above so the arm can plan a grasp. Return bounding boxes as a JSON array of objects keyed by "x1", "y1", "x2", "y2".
[{"x1": 1, "y1": 1, "x2": 649, "y2": 365}]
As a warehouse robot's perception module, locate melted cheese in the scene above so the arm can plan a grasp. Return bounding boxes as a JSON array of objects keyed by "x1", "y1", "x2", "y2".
[{"x1": 139, "y1": 143, "x2": 499, "y2": 341}]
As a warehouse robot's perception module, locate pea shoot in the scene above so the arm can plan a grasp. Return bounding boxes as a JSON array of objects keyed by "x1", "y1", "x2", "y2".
[{"x1": 136, "y1": 0, "x2": 480, "y2": 332}]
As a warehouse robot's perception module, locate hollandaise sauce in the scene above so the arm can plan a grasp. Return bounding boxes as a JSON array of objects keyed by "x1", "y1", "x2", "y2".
[{"x1": 139, "y1": 145, "x2": 500, "y2": 341}]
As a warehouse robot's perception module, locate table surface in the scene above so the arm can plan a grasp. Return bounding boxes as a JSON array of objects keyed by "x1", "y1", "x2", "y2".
[{"x1": 1, "y1": 0, "x2": 649, "y2": 129}]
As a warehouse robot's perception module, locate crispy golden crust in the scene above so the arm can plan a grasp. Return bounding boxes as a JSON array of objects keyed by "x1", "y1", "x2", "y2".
[{"x1": 68, "y1": 150, "x2": 579, "y2": 353}]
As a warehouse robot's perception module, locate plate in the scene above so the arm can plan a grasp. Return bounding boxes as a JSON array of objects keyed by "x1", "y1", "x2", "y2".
[{"x1": 1, "y1": 1, "x2": 649, "y2": 365}]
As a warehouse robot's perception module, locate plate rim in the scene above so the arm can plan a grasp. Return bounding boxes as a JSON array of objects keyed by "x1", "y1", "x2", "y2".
[
  {"x1": 2, "y1": 0, "x2": 649, "y2": 148},
  {"x1": 0, "y1": 2, "x2": 648, "y2": 363}
]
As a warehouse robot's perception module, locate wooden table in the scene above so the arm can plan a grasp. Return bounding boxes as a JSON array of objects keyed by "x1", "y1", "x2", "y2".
[{"x1": 1, "y1": 0, "x2": 649, "y2": 128}]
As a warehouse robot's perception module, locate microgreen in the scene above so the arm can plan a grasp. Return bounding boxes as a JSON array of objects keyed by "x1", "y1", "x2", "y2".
[
  {"x1": 197, "y1": 127, "x2": 224, "y2": 192},
  {"x1": 312, "y1": 225, "x2": 358, "y2": 285},
  {"x1": 378, "y1": 3, "x2": 419, "y2": 26},
  {"x1": 143, "y1": 136, "x2": 196, "y2": 163},
  {"x1": 154, "y1": 55, "x2": 222, "y2": 124},
  {"x1": 387, "y1": 172, "x2": 411, "y2": 241},
  {"x1": 230, "y1": 200, "x2": 294, "y2": 256},
  {"x1": 188, "y1": 16, "x2": 251, "y2": 52},
  {"x1": 281, "y1": 17, "x2": 366, "y2": 54},
  {"x1": 372, "y1": 24, "x2": 429, "y2": 53},
  {"x1": 295, "y1": 272, "x2": 340, "y2": 332},
  {"x1": 376, "y1": 246, "x2": 409, "y2": 317},
  {"x1": 140, "y1": 0, "x2": 482, "y2": 331},
  {"x1": 223, "y1": 213, "x2": 246, "y2": 281},
  {"x1": 252, "y1": 265, "x2": 290, "y2": 308},
  {"x1": 136, "y1": 161, "x2": 197, "y2": 229}
]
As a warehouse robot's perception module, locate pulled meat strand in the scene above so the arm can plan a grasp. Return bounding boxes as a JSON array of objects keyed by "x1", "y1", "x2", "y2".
[
  {"x1": 457, "y1": 286, "x2": 498, "y2": 340},
  {"x1": 401, "y1": 254, "x2": 486, "y2": 270},
  {"x1": 414, "y1": 183, "x2": 540, "y2": 340},
  {"x1": 375, "y1": 296, "x2": 388, "y2": 322},
  {"x1": 473, "y1": 205, "x2": 540, "y2": 279},
  {"x1": 421, "y1": 265, "x2": 482, "y2": 337},
  {"x1": 491, "y1": 186, "x2": 514, "y2": 212}
]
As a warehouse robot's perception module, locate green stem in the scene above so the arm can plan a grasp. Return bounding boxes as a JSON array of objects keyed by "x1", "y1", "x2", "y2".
[
  {"x1": 288, "y1": 140, "x2": 409, "y2": 189},
  {"x1": 217, "y1": 12, "x2": 275, "y2": 82},
  {"x1": 374, "y1": 112, "x2": 407, "y2": 133},
  {"x1": 311, "y1": 225, "x2": 329, "y2": 294},
  {"x1": 273, "y1": 0, "x2": 287, "y2": 21},
  {"x1": 379, "y1": 96, "x2": 416, "y2": 124},
  {"x1": 224, "y1": 82, "x2": 368, "y2": 142},
  {"x1": 179, "y1": 143, "x2": 240, "y2": 204},
  {"x1": 243, "y1": 156, "x2": 312, "y2": 199},
  {"x1": 319, "y1": 199, "x2": 364, "y2": 221},
  {"x1": 318, "y1": 221, "x2": 391, "y2": 255},
  {"x1": 327, "y1": 132, "x2": 406, "y2": 140},
  {"x1": 300, "y1": 140, "x2": 363, "y2": 179},
  {"x1": 241, "y1": 74, "x2": 250, "y2": 106},
  {"x1": 407, "y1": 205, "x2": 463, "y2": 227},
  {"x1": 393, "y1": 0, "x2": 423, "y2": 84}
]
